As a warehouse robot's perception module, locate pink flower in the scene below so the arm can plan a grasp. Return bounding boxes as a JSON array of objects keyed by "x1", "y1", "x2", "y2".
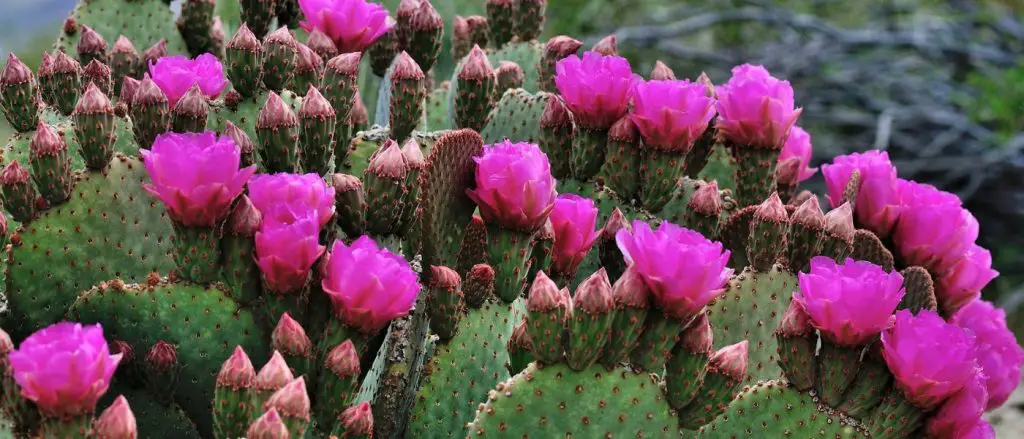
[
  {"x1": 629, "y1": 79, "x2": 715, "y2": 151},
  {"x1": 714, "y1": 64, "x2": 802, "y2": 150},
  {"x1": 141, "y1": 131, "x2": 256, "y2": 227},
  {"x1": 927, "y1": 370, "x2": 988, "y2": 439},
  {"x1": 255, "y1": 218, "x2": 327, "y2": 294},
  {"x1": 549, "y1": 194, "x2": 600, "y2": 276},
  {"x1": 148, "y1": 54, "x2": 227, "y2": 107},
  {"x1": 615, "y1": 220, "x2": 733, "y2": 321},
  {"x1": 466, "y1": 141, "x2": 557, "y2": 232},
  {"x1": 298, "y1": 0, "x2": 393, "y2": 53},
  {"x1": 554, "y1": 51, "x2": 639, "y2": 130},
  {"x1": 959, "y1": 420, "x2": 996, "y2": 439},
  {"x1": 936, "y1": 245, "x2": 999, "y2": 315},
  {"x1": 8, "y1": 322, "x2": 121, "y2": 417},
  {"x1": 821, "y1": 150, "x2": 901, "y2": 238},
  {"x1": 777, "y1": 125, "x2": 817, "y2": 184},
  {"x1": 881, "y1": 309, "x2": 979, "y2": 410},
  {"x1": 321, "y1": 236, "x2": 420, "y2": 333},
  {"x1": 248, "y1": 173, "x2": 336, "y2": 229},
  {"x1": 893, "y1": 179, "x2": 977, "y2": 274},
  {"x1": 952, "y1": 299, "x2": 1024, "y2": 410},
  {"x1": 794, "y1": 257, "x2": 904, "y2": 346}
]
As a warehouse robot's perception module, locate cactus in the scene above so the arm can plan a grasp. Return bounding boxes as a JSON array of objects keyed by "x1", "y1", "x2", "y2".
[{"x1": 0, "y1": 2, "x2": 1018, "y2": 439}]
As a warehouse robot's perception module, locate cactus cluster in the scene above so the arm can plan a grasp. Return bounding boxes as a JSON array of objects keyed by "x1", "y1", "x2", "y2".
[{"x1": 0, "y1": 0, "x2": 1021, "y2": 438}]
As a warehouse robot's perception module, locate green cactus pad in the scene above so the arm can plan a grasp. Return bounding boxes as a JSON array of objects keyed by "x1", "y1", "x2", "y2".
[
  {"x1": 4, "y1": 155, "x2": 175, "y2": 337},
  {"x1": 70, "y1": 279, "x2": 269, "y2": 437},
  {"x1": 706, "y1": 265, "x2": 797, "y2": 384},
  {"x1": 420, "y1": 129, "x2": 483, "y2": 271},
  {"x1": 407, "y1": 299, "x2": 525, "y2": 438},
  {"x1": 425, "y1": 83, "x2": 453, "y2": 132},
  {"x1": 56, "y1": 0, "x2": 189, "y2": 61},
  {"x1": 99, "y1": 385, "x2": 201, "y2": 439},
  {"x1": 2, "y1": 112, "x2": 137, "y2": 172},
  {"x1": 696, "y1": 144, "x2": 737, "y2": 194},
  {"x1": 469, "y1": 363, "x2": 679, "y2": 437},
  {"x1": 692, "y1": 380, "x2": 859, "y2": 438},
  {"x1": 487, "y1": 41, "x2": 543, "y2": 91},
  {"x1": 480, "y1": 89, "x2": 548, "y2": 145}
]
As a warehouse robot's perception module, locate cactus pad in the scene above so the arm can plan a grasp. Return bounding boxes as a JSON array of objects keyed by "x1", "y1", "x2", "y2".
[
  {"x1": 3, "y1": 114, "x2": 137, "y2": 172},
  {"x1": 420, "y1": 129, "x2": 483, "y2": 270},
  {"x1": 488, "y1": 41, "x2": 543, "y2": 92},
  {"x1": 693, "y1": 380, "x2": 859, "y2": 437},
  {"x1": 57, "y1": 0, "x2": 189, "y2": 60},
  {"x1": 480, "y1": 89, "x2": 548, "y2": 145},
  {"x1": 100, "y1": 385, "x2": 201, "y2": 438}
]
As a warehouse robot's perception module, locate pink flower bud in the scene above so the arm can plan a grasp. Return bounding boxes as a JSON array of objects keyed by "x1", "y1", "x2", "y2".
[
  {"x1": 30, "y1": 121, "x2": 67, "y2": 156},
  {"x1": 573, "y1": 268, "x2": 613, "y2": 314},
  {"x1": 936, "y1": 244, "x2": 999, "y2": 315},
  {"x1": 141, "y1": 132, "x2": 256, "y2": 227},
  {"x1": 264, "y1": 377, "x2": 310, "y2": 420},
  {"x1": 93, "y1": 395, "x2": 137, "y2": 439},
  {"x1": 549, "y1": 194, "x2": 599, "y2": 276},
  {"x1": 951, "y1": 299, "x2": 1024, "y2": 410},
  {"x1": 777, "y1": 126, "x2": 817, "y2": 184},
  {"x1": 709, "y1": 340, "x2": 748, "y2": 380},
  {"x1": 821, "y1": 150, "x2": 901, "y2": 237},
  {"x1": 8, "y1": 322, "x2": 122, "y2": 417},
  {"x1": 629, "y1": 79, "x2": 715, "y2": 151},
  {"x1": 247, "y1": 408, "x2": 289, "y2": 439},
  {"x1": 680, "y1": 312, "x2": 713, "y2": 354},
  {"x1": 217, "y1": 346, "x2": 257, "y2": 389},
  {"x1": 339, "y1": 402, "x2": 373, "y2": 436},
  {"x1": 248, "y1": 173, "x2": 336, "y2": 229},
  {"x1": 687, "y1": 181, "x2": 723, "y2": 216},
  {"x1": 527, "y1": 271, "x2": 563, "y2": 312},
  {"x1": 555, "y1": 51, "x2": 639, "y2": 130},
  {"x1": 272, "y1": 313, "x2": 313, "y2": 357},
  {"x1": 466, "y1": 140, "x2": 557, "y2": 232},
  {"x1": 795, "y1": 257, "x2": 904, "y2": 346},
  {"x1": 0, "y1": 53, "x2": 32, "y2": 86},
  {"x1": 777, "y1": 299, "x2": 814, "y2": 337},
  {"x1": 615, "y1": 220, "x2": 732, "y2": 321},
  {"x1": 255, "y1": 218, "x2": 326, "y2": 294},
  {"x1": 715, "y1": 64, "x2": 802, "y2": 150},
  {"x1": 321, "y1": 236, "x2": 420, "y2": 333},
  {"x1": 298, "y1": 0, "x2": 394, "y2": 53},
  {"x1": 326, "y1": 340, "x2": 360, "y2": 377},
  {"x1": 148, "y1": 54, "x2": 227, "y2": 107},
  {"x1": 145, "y1": 340, "x2": 177, "y2": 374},
  {"x1": 255, "y1": 351, "x2": 295, "y2": 392}
]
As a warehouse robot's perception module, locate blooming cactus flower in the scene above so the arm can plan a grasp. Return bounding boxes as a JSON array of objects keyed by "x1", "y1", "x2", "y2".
[
  {"x1": 629, "y1": 79, "x2": 715, "y2": 151},
  {"x1": 776, "y1": 125, "x2": 817, "y2": 184},
  {"x1": 466, "y1": 141, "x2": 557, "y2": 232},
  {"x1": 881, "y1": 309, "x2": 979, "y2": 410},
  {"x1": 8, "y1": 322, "x2": 122, "y2": 417},
  {"x1": 141, "y1": 131, "x2": 256, "y2": 227},
  {"x1": 926, "y1": 371, "x2": 988, "y2": 439},
  {"x1": 960, "y1": 420, "x2": 996, "y2": 439},
  {"x1": 248, "y1": 173, "x2": 336, "y2": 229},
  {"x1": 148, "y1": 54, "x2": 227, "y2": 107},
  {"x1": 936, "y1": 244, "x2": 999, "y2": 315},
  {"x1": 952, "y1": 299, "x2": 1024, "y2": 410},
  {"x1": 794, "y1": 257, "x2": 904, "y2": 346},
  {"x1": 893, "y1": 179, "x2": 978, "y2": 274},
  {"x1": 549, "y1": 194, "x2": 600, "y2": 276},
  {"x1": 554, "y1": 51, "x2": 639, "y2": 130},
  {"x1": 298, "y1": 0, "x2": 393, "y2": 53},
  {"x1": 255, "y1": 218, "x2": 327, "y2": 294},
  {"x1": 820, "y1": 150, "x2": 901, "y2": 237},
  {"x1": 615, "y1": 220, "x2": 733, "y2": 321},
  {"x1": 321, "y1": 236, "x2": 420, "y2": 333},
  {"x1": 714, "y1": 64, "x2": 802, "y2": 150}
]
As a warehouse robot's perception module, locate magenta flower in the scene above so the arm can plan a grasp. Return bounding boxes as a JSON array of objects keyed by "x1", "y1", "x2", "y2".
[
  {"x1": 255, "y1": 218, "x2": 327, "y2": 294},
  {"x1": 8, "y1": 322, "x2": 121, "y2": 417},
  {"x1": 629, "y1": 79, "x2": 715, "y2": 151},
  {"x1": 554, "y1": 51, "x2": 639, "y2": 130},
  {"x1": 952, "y1": 299, "x2": 1024, "y2": 410},
  {"x1": 926, "y1": 371, "x2": 988, "y2": 439},
  {"x1": 148, "y1": 54, "x2": 227, "y2": 107},
  {"x1": 466, "y1": 141, "x2": 557, "y2": 232},
  {"x1": 960, "y1": 420, "x2": 996, "y2": 439},
  {"x1": 936, "y1": 244, "x2": 999, "y2": 315},
  {"x1": 248, "y1": 173, "x2": 336, "y2": 229},
  {"x1": 549, "y1": 194, "x2": 600, "y2": 276},
  {"x1": 321, "y1": 236, "x2": 420, "y2": 333},
  {"x1": 714, "y1": 64, "x2": 802, "y2": 150},
  {"x1": 141, "y1": 131, "x2": 256, "y2": 227},
  {"x1": 820, "y1": 150, "x2": 901, "y2": 238},
  {"x1": 881, "y1": 309, "x2": 979, "y2": 410},
  {"x1": 776, "y1": 125, "x2": 817, "y2": 184},
  {"x1": 615, "y1": 220, "x2": 733, "y2": 321},
  {"x1": 892, "y1": 179, "x2": 978, "y2": 274},
  {"x1": 794, "y1": 257, "x2": 904, "y2": 346},
  {"x1": 298, "y1": 0, "x2": 393, "y2": 53}
]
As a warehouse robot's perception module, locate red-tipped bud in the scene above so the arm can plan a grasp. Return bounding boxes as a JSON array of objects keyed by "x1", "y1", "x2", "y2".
[
  {"x1": 1, "y1": 53, "x2": 33, "y2": 86},
  {"x1": 0, "y1": 161, "x2": 31, "y2": 184},
  {"x1": 778, "y1": 300, "x2": 814, "y2": 337},
  {"x1": 367, "y1": 140, "x2": 408, "y2": 180},
  {"x1": 295, "y1": 43, "x2": 323, "y2": 75},
  {"x1": 77, "y1": 26, "x2": 109, "y2": 58},
  {"x1": 172, "y1": 84, "x2": 208, "y2": 118},
  {"x1": 217, "y1": 346, "x2": 257, "y2": 389},
  {"x1": 496, "y1": 61, "x2": 524, "y2": 87},
  {"x1": 108, "y1": 340, "x2": 135, "y2": 365},
  {"x1": 509, "y1": 319, "x2": 533, "y2": 350},
  {"x1": 574, "y1": 268, "x2": 614, "y2": 314},
  {"x1": 228, "y1": 23, "x2": 262, "y2": 53},
  {"x1": 545, "y1": 36, "x2": 583, "y2": 60},
  {"x1": 791, "y1": 196, "x2": 824, "y2": 229},
  {"x1": 298, "y1": 87, "x2": 335, "y2": 120},
  {"x1": 92, "y1": 395, "x2": 137, "y2": 439},
  {"x1": 255, "y1": 351, "x2": 295, "y2": 391},
  {"x1": 710, "y1": 340, "x2": 749, "y2": 380},
  {"x1": 527, "y1": 271, "x2": 562, "y2": 312},
  {"x1": 326, "y1": 52, "x2": 362, "y2": 77},
  {"x1": 143, "y1": 39, "x2": 169, "y2": 65},
  {"x1": 0, "y1": 213, "x2": 6, "y2": 239},
  {"x1": 326, "y1": 340, "x2": 361, "y2": 377},
  {"x1": 53, "y1": 50, "x2": 81, "y2": 75},
  {"x1": 688, "y1": 181, "x2": 722, "y2": 216},
  {"x1": 63, "y1": 17, "x2": 78, "y2": 36},
  {"x1": 349, "y1": 92, "x2": 368, "y2": 125},
  {"x1": 338, "y1": 402, "x2": 374, "y2": 436},
  {"x1": 697, "y1": 72, "x2": 716, "y2": 98},
  {"x1": 211, "y1": 17, "x2": 226, "y2": 47},
  {"x1": 401, "y1": 138, "x2": 426, "y2": 169},
  {"x1": 119, "y1": 76, "x2": 140, "y2": 106},
  {"x1": 453, "y1": 15, "x2": 471, "y2": 39},
  {"x1": 145, "y1": 340, "x2": 177, "y2": 374},
  {"x1": 776, "y1": 158, "x2": 802, "y2": 186},
  {"x1": 469, "y1": 263, "x2": 495, "y2": 282},
  {"x1": 258, "y1": 92, "x2": 299, "y2": 129},
  {"x1": 611, "y1": 265, "x2": 650, "y2": 308},
  {"x1": 540, "y1": 94, "x2": 572, "y2": 129},
  {"x1": 429, "y1": 265, "x2": 462, "y2": 289},
  {"x1": 536, "y1": 217, "x2": 555, "y2": 241},
  {"x1": 824, "y1": 202, "x2": 855, "y2": 242},
  {"x1": 410, "y1": 0, "x2": 443, "y2": 31},
  {"x1": 591, "y1": 34, "x2": 618, "y2": 56},
  {"x1": 265, "y1": 26, "x2": 298, "y2": 47},
  {"x1": 224, "y1": 121, "x2": 254, "y2": 156},
  {"x1": 459, "y1": 45, "x2": 493, "y2": 80},
  {"x1": 134, "y1": 74, "x2": 168, "y2": 105},
  {"x1": 272, "y1": 313, "x2": 313, "y2": 357},
  {"x1": 0, "y1": 328, "x2": 14, "y2": 357},
  {"x1": 76, "y1": 82, "x2": 113, "y2": 115},
  {"x1": 650, "y1": 60, "x2": 676, "y2": 80},
  {"x1": 113, "y1": 36, "x2": 138, "y2": 57},
  {"x1": 264, "y1": 377, "x2": 310, "y2": 419},
  {"x1": 306, "y1": 29, "x2": 338, "y2": 60},
  {"x1": 608, "y1": 116, "x2": 638, "y2": 142},
  {"x1": 601, "y1": 208, "x2": 631, "y2": 241},
  {"x1": 39, "y1": 52, "x2": 55, "y2": 78},
  {"x1": 30, "y1": 121, "x2": 67, "y2": 156},
  {"x1": 247, "y1": 408, "x2": 289, "y2": 439},
  {"x1": 754, "y1": 192, "x2": 788, "y2": 223},
  {"x1": 392, "y1": 51, "x2": 425, "y2": 80},
  {"x1": 331, "y1": 173, "x2": 363, "y2": 194},
  {"x1": 227, "y1": 195, "x2": 262, "y2": 236},
  {"x1": 681, "y1": 312, "x2": 713, "y2": 354},
  {"x1": 83, "y1": 60, "x2": 112, "y2": 92}
]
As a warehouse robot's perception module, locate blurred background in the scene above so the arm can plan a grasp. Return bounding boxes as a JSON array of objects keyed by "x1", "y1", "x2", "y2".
[{"x1": 1, "y1": 0, "x2": 1023, "y2": 425}]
